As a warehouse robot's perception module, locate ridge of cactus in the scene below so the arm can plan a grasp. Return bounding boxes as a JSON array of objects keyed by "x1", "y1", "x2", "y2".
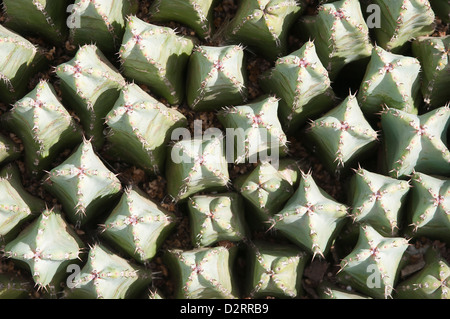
[
  {"x1": 317, "y1": 281, "x2": 371, "y2": 299},
  {"x1": 0, "y1": 133, "x2": 20, "y2": 166}
]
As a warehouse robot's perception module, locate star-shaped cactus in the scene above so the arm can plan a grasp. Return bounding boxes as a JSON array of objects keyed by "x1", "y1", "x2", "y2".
[
  {"x1": 2, "y1": 80, "x2": 82, "y2": 177},
  {"x1": 407, "y1": 172, "x2": 450, "y2": 242},
  {"x1": 0, "y1": 273, "x2": 32, "y2": 299},
  {"x1": 222, "y1": 0, "x2": 304, "y2": 61},
  {"x1": 165, "y1": 246, "x2": 238, "y2": 299},
  {"x1": 64, "y1": 244, "x2": 152, "y2": 299},
  {"x1": 55, "y1": 44, "x2": 126, "y2": 148},
  {"x1": 380, "y1": 106, "x2": 450, "y2": 178},
  {"x1": 217, "y1": 96, "x2": 288, "y2": 164},
  {"x1": 187, "y1": 193, "x2": 248, "y2": 247},
  {"x1": 3, "y1": 209, "x2": 84, "y2": 293},
  {"x1": 119, "y1": 16, "x2": 195, "y2": 105},
  {"x1": 246, "y1": 241, "x2": 308, "y2": 298},
  {"x1": 396, "y1": 247, "x2": 450, "y2": 299},
  {"x1": 348, "y1": 168, "x2": 410, "y2": 236},
  {"x1": 259, "y1": 41, "x2": 336, "y2": 134},
  {"x1": 105, "y1": 83, "x2": 187, "y2": 175},
  {"x1": 166, "y1": 137, "x2": 230, "y2": 202},
  {"x1": 149, "y1": 0, "x2": 219, "y2": 40},
  {"x1": 69, "y1": 0, "x2": 139, "y2": 53},
  {"x1": 299, "y1": 0, "x2": 373, "y2": 80},
  {"x1": 186, "y1": 45, "x2": 248, "y2": 111},
  {"x1": 306, "y1": 94, "x2": 379, "y2": 174},
  {"x1": 100, "y1": 187, "x2": 176, "y2": 263},
  {"x1": 372, "y1": 0, "x2": 435, "y2": 53},
  {"x1": 357, "y1": 46, "x2": 421, "y2": 117},
  {"x1": 412, "y1": 36, "x2": 450, "y2": 110},
  {"x1": 337, "y1": 224, "x2": 409, "y2": 299},
  {"x1": 0, "y1": 134, "x2": 20, "y2": 166},
  {"x1": 268, "y1": 171, "x2": 348, "y2": 258},
  {"x1": 0, "y1": 164, "x2": 45, "y2": 243},
  {"x1": 43, "y1": 139, "x2": 122, "y2": 227}
]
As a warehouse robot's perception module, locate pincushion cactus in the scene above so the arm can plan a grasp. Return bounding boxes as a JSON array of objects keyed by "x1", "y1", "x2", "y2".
[
  {"x1": 104, "y1": 83, "x2": 187, "y2": 176},
  {"x1": 0, "y1": 134, "x2": 20, "y2": 165},
  {"x1": 119, "y1": 16, "x2": 195, "y2": 105},
  {"x1": 55, "y1": 44, "x2": 126, "y2": 148},
  {"x1": 259, "y1": 41, "x2": 336, "y2": 134}
]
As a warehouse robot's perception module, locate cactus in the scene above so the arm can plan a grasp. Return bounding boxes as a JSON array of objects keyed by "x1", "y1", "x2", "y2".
[
  {"x1": 268, "y1": 171, "x2": 348, "y2": 258},
  {"x1": 69, "y1": 0, "x2": 139, "y2": 54},
  {"x1": 372, "y1": 0, "x2": 435, "y2": 53},
  {"x1": 412, "y1": 36, "x2": 450, "y2": 110},
  {"x1": 246, "y1": 241, "x2": 308, "y2": 298},
  {"x1": 149, "y1": 0, "x2": 219, "y2": 40},
  {"x1": 337, "y1": 224, "x2": 409, "y2": 299},
  {"x1": 119, "y1": 16, "x2": 195, "y2": 105},
  {"x1": 0, "y1": 134, "x2": 20, "y2": 165},
  {"x1": 407, "y1": 172, "x2": 450, "y2": 242},
  {"x1": 2, "y1": 80, "x2": 83, "y2": 177},
  {"x1": 222, "y1": 0, "x2": 304, "y2": 61},
  {"x1": 317, "y1": 281, "x2": 371, "y2": 299},
  {"x1": 100, "y1": 187, "x2": 176, "y2": 263},
  {"x1": 299, "y1": 0, "x2": 373, "y2": 80},
  {"x1": 306, "y1": 94, "x2": 379, "y2": 175},
  {"x1": 380, "y1": 106, "x2": 450, "y2": 178},
  {"x1": 429, "y1": 0, "x2": 450, "y2": 24},
  {"x1": 0, "y1": 163, "x2": 45, "y2": 244},
  {"x1": 186, "y1": 45, "x2": 248, "y2": 111},
  {"x1": 3, "y1": 208, "x2": 84, "y2": 293},
  {"x1": 217, "y1": 96, "x2": 289, "y2": 164},
  {"x1": 348, "y1": 167, "x2": 410, "y2": 237},
  {"x1": 55, "y1": 44, "x2": 126, "y2": 148},
  {"x1": 165, "y1": 246, "x2": 238, "y2": 299},
  {"x1": 104, "y1": 83, "x2": 187, "y2": 176},
  {"x1": 357, "y1": 46, "x2": 421, "y2": 117},
  {"x1": 259, "y1": 41, "x2": 336, "y2": 134},
  {"x1": 187, "y1": 193, "x2": 248, "y2": 247},
  {"x1": 64, "y1": 243, "x2": 152, "y2": 299},
  {"x1": 166, "y1": 137, "x2": 230, "y2": 202},
  {"x1": 43, "y1": 139, "x2": 122, "y2": 227},
  {"x1": 3, "y1": 0, "x2": 71, "y2": 45},
  {"x1": 395, "y1": 247, "x2": 450, "y2": 299},
  {"x1": 0, "y1": 273, "x2": 32, "y2": 299}
]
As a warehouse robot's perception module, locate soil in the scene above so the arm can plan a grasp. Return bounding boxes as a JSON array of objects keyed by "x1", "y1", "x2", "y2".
[{"x1": 0, "y1": 0, "x2": 449, "y2": 300}]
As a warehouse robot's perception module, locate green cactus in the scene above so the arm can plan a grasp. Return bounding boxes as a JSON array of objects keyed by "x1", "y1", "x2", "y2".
[
  {"x1": 0, "y1": 273, "x2": 32, "y2": 299},
  {"x1": 55, "y1": 44, "x2": 126, "y2": 148},
  {"x1": 0, "y1": 134, "x2": 20, "y2": 166},
  {"x1": 259, "y1": 41, "x2": 336, "y2": 134},
  {"x1": 104, "y1": 83, "x2": 187, "y2": 176},
  {"x1": 119, "y1": 16, "x2": 195, "y2": 105},
  {"x1": 317, "y1": 281, "x2": 371, "y2": 299}
]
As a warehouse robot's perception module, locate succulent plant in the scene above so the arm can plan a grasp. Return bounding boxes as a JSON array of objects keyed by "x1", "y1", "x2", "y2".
[
  {"x1": 348, "y1": 167, "x2": 410, "y2": 237},
  {"x1": 43, "y1": 139, "x2": 122, "y2": 228},
  {"x1": 64, "y1": 243, "x2": 152, "y2": 299},
  {"x1": 337, "y1": 224, "x2": 409, "y2": 299},
  {"x1": 268, "y1": 171, "x2": 348, "y2": 258},
  {"x1": 259, "y1": 41, "x2": 336, "y2": 134},
  {"x1": 55, "y1": 44, "x2": 126, "y2": 148},
  {"x1": 306, "y1": 94, "x2": 379, "y2": 175},
  {"x1": 317, "y1": 281, "x2": 371, "y2": 299},
  {"x1": 149, "y1": 0, "x2": 219, "y2": 40},
  {"x1": 3, "y1": 0, "x2": 71, "y2": 45},
  {"x1": 380, "y1": 106, "x2": 450, "y2": 178},
  {"x1": 69, "y1": 0, "x2": 139, "y2": 54},
  {"x1": 100, "y1": 186, "x2": 176, "y2": 263},
  {"x1": 357, "y1": 46, "x2": 421, "y2": 117},
  {"x1": 119, "y1": 16, "x2": 195, "y2": 105},
  {"x1": 372, "y1": 0, "x2": 435, "y2": 53},
  {"x1": 166, "y1": 137, "x2": 230, "y2": 202},
  {"x1": 429, "y1": 0, "x2": 450, "y2": 24},
  {"x1": 0, "y1": 163, "x2": 45, "y2": 244},
  {"x1": 104, "y1": 83, "x2": 187, "y2": 176},
  {"x1": 222, "y1": 0, "x2": 304, "y2": 61},
  {"x1": 187, "y1": 192, "x2": 248, "y2": 247},
  {"x1": 412, "y1": 36, "x2": 450, "y2": 110},
  {"x1": 0, "y1": 273, "x2": 32, "y2": 299},
  {"x1": 407, "y1": 172, "x2": 450, "y2": 242},
  {"x1": 299, "y1": 0, "x2": 373, "y2": 80},
  {"x1": 0, "y1": 133, "x2": 20, "y2": 165},
  {"x1": 186, "y1": 44, "x2": 248, "y2": 111},
  {"x1": 2, "y1": 80, "x2": 83, "y2": 177},
  {"x1": 217, "y1": 95, "x2": 289, "y2": 165},
  {"x1": 165, "y1": 246, "x2": 238, "y2": 299},
  {"x1": 3, "y1": 208, "x2": 84, "y2": 294},
  {"x1": 246, "y1": 240, "x2": 307, "y2": 298}
]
